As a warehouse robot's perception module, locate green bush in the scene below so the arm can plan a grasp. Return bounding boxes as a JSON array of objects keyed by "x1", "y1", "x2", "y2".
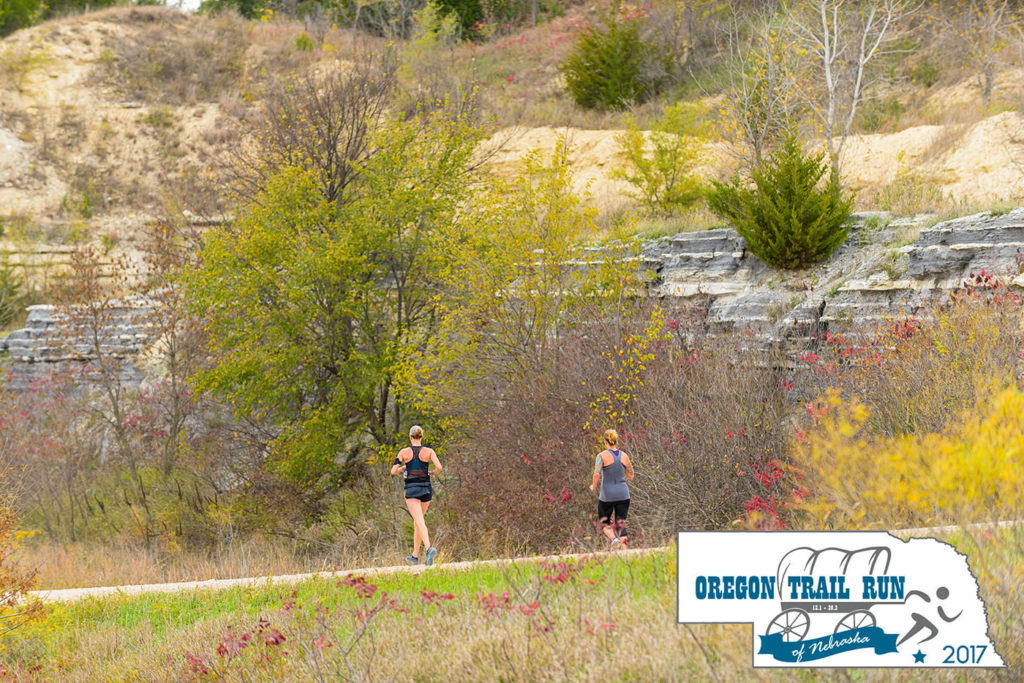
[
  {"x1": 0, "y1": 0, "x2": 38, "y2": 37},
  {"x1": 911, "y1": 59, "x2": 940, "y2": 88},
  {"x1": 0, "y1": 257, "x2": 24, "y2": 330},
  {"x1": 613, "y1": 101, "x2": 708, "y2": 215},
  {"x1": 1, "y1": 0, "x2": 119, "y2": 37},
  {"x1": 560, "y1": 4, "x2": 662, "y2": 110},
  {"x1": 707, "y1": 136, "x2": 853, "y2": 270},
  {"x1": 435, "y1": 0, "x2": 483, "y2": 34},
  {"x1": 295, "y1": 32, "x2": 315, "y2": 52}
]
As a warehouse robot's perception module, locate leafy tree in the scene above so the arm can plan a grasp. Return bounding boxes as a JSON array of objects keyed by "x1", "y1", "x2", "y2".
[
  {"x1": 435, "y1": 0, "x2": 483, "y2": 33},
  {"x1": 401, "y1": 139, "x2": 611, "y2": 431},
  {"x1": 560, "y1": 3, "x2": 664, "y2": 110},
  {"x1": 184, "y1": 112, "x2": 481, "y2": 487},
  {"x1": 707, "y1": 135, "x2": 853, "y2": 270},
  {"x1": 613, "y1": 101, "x2": 709, "y2": 216},
  {"x1": 199, "y1": 0, "x2": 268, "y2": 20},
  {"x1": 397, "y1": 0, "x2": 464, "y2": 113},
  {"x1": 1, "y1": 0, "x2": 121, "y2": 36},
  {"x1": 0, "y1": 0, "x2": 40, "y2": 37}
]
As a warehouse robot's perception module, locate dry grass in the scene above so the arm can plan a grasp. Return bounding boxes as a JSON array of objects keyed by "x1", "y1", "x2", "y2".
[
  {"x1": 17, "y1": 538, "x2": 347, "y2": 590},
  {"x1": 0, "y1": 551, "x2": 758, "y2": 680},
  {"x1": 2, "y1": 540, "x2": 1022, "y2": 680}
]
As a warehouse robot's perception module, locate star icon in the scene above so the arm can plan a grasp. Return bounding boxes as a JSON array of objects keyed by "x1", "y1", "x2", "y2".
[{"x1": 913, "y1": 650, "x2": 926, "y2": 664}]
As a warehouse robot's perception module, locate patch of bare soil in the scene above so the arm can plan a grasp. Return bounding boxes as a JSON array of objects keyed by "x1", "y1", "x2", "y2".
[{"x1": 3, "y1": 7, "x2": 1024, "y2": 250}]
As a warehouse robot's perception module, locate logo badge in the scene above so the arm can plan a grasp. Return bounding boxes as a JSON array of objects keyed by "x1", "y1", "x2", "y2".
[{"x1": 677, "y1": 532, "x2": 1004, "y2": 668}]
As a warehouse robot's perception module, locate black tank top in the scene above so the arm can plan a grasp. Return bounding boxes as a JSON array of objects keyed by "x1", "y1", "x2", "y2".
[{"x1": 406, "y1": 445, "x2": 430, "y2": 481}]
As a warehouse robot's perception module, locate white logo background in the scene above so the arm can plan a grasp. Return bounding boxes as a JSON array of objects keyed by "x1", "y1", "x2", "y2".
[{"x1": 677, "y1": 532, "x2": 1004, "y2": 668}]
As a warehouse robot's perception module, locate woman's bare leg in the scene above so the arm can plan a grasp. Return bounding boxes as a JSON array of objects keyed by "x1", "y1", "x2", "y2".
[
  {"x1": 411, "y1": 513, "x2": 422, "y2": 556},
  {"x1": 406, "y1": 498, "x2": 431, "y2": 557},
  {"x1": 421, "y1": 501, "x2": 432, "y2": 549}
]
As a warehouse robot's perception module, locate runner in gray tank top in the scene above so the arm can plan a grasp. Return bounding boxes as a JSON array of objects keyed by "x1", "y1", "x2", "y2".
[{"x1": 589, "y1": 429, "x2": 635, "y2": 549}]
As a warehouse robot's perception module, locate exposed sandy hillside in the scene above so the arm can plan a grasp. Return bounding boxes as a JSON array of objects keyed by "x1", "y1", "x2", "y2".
[
  {"x1": 0, "y1": 8, "x2": 239, "y2": 238},
  {"x1": 486, "y1": 109, "x2": 1024, "y2": 214},
  {"x1": 4, "y1": 6, "x2": 1024, "y2": 244}
]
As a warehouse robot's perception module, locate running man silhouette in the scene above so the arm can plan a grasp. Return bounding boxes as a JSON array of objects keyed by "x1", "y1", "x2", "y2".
[
  {"x1": 390, "y1": 425, "x2": 443, "y2": 566},
  {"x1": 897, "y1": 586, "x2": 963, "y2": 647}
]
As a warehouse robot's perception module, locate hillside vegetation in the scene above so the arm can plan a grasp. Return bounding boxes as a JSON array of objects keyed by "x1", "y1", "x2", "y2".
[
  {"x1": 1, "y1": 2, "x2": 1024, "y2": 677},
  {"x1": 3, "y1": 3, "x2": 1024, "y2": 238}
]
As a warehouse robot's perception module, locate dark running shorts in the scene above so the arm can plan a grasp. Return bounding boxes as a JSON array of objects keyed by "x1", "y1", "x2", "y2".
[
  {"x1": 598, "y1": 499, "x2": 629, "y2": 527},
  {"x1": 404, "y1": 480, "x2": 432, "y2": 502}
]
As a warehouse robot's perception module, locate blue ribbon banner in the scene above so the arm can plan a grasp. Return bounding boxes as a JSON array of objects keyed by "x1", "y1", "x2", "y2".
[{"x1": 758, "y1": 627, "x2": 900, "y2": 663}]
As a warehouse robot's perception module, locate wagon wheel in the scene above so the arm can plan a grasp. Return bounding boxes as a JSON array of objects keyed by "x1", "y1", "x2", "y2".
[
  {"x1": 835, "y1": 610, "x2": 875, "y2": 633},
  {"x1": 766, "y1": 609, "x2": 810, "y2": 642}
]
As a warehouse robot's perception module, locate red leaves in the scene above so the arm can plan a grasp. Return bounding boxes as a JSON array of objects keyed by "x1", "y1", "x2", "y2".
[
  {"x1": 583, "y1": 617, "x2": 616, "y2": 635},
  {"x1": 420, "y1": 590, "x2": 455, "y2": 606},
  {"x1": 543, "y1": 485, "x2": 574, "y2": 505},
  {"x1": 215, "y1": 630, "x2": 252, "y2": 659},
  {"x1": 185, "y1": 653, "x2": 210, "y2": 674},
  {"x1": 540, "y1": 560, "x2": 583, "y2": 585},
  {"x1": 753, "y1": 459, "x2": 784, "y2": 489},
  {"x1": 559, "y1": 485, "x2": 572, "y2": 504},
  {"x1": 886, "y1": 317, "x2": 922, "y2": 341},
  {"x1": 262, "y1": 628, "x2": 286, "y2": 647},
  {"x1": 805, "y1": 401, "x2": 828, "y2": 419},
  {"x1": 518, "y1": 601, "x2": 540, "y2": 616},
  {"x1": 477, "y1": 591, "x2": 542, "y2": 620},
  {"x1": 477, "y1": 590, "x2": 511, "y2": 614},
  {"x1": 743, "y1": 495, "x2": 784, "y2": 530},
  {"x1": 341, "y1": 574, "x2": 378, "y2": 599},
  {"x1": 312, "y1": 636, "x2": 334, "y2": 650}
]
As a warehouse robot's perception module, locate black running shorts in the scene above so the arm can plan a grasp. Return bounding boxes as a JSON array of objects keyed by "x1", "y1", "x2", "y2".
[
  {"x1": 405, "y1": 480, "x2": 432, "y2": 502},
  {"x1": 598, "y1": 499, "x2": 629, "y2": 525}
]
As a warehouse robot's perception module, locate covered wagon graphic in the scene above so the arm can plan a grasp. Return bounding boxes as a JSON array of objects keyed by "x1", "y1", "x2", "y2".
[{"x1": 766, "y1": 546, "x2": 904, "y2": 644}]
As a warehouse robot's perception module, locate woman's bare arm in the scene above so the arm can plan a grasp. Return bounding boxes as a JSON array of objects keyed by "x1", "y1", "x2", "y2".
[
  {"x1": 623, "y1": 453, "x2": 635, "y2": 480},
  {"x1": 590, "y1": 452, "x2": 604, "y2": 491},
  {"x1": 390, "y1": 448, "x2": 408, "y2": 476},
  {"x1": 430, "y1": 449, "x2": 443, "y2": 475}
]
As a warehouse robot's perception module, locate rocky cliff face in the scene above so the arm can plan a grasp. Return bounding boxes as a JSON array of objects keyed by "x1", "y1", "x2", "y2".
[
  {"x1": 640, "y1": 209, "x2": 1024, "y2": 353},
  {"x1": 1, "y1": 297, "x2": 153, "y2": 390},
  {"x1": 3, "y1": 209, "x2": 1024, "y2": 390}
]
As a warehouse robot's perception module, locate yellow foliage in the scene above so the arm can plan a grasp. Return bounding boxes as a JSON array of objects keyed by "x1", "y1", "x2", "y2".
[{"x1": 797, "y1": 383, "x2": 1024, "y2": 530}]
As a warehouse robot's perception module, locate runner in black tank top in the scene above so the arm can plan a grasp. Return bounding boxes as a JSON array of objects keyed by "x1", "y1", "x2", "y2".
[{"x1": 390, "y1": 425, "x2": 444, "y2": 565}]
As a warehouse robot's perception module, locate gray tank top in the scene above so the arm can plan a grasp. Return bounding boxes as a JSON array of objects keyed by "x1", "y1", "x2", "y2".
[{"x1": 598, "y1": 450, "x2": 630, "y2": 502}]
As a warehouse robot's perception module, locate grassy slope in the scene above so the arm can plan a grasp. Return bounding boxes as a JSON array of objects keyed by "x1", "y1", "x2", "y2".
[{"x1": 3, "y1": 534, "x2": 1022, "y2": 681}]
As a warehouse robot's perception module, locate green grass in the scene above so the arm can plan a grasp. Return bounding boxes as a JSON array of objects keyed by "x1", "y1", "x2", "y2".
[
  {"x1": 5, "y1": 550, "x2": 733, "y2": 680},
  {"x1": 4, "y1": 533, "x2": 1023, "y2": 680}
]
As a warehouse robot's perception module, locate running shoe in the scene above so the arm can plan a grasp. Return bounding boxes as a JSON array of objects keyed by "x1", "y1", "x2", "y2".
[
  {"x1": 405, "y1": 554, "x2": 419, "y2": 565},
  {"x1": 610, "y1": 537, "x2": 622, "y2": 550},
  {"x1": 424, "y1": 546, "x2": 438, "y2": 566}
]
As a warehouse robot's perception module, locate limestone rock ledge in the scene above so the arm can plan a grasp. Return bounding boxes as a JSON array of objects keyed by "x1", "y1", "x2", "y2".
[
  {"x1": 640, "y1": 209, "x2": 1024, "y2": 355},
  {"x1": 3, "y1": 209, "x2": 1024, "y2": 389}
]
